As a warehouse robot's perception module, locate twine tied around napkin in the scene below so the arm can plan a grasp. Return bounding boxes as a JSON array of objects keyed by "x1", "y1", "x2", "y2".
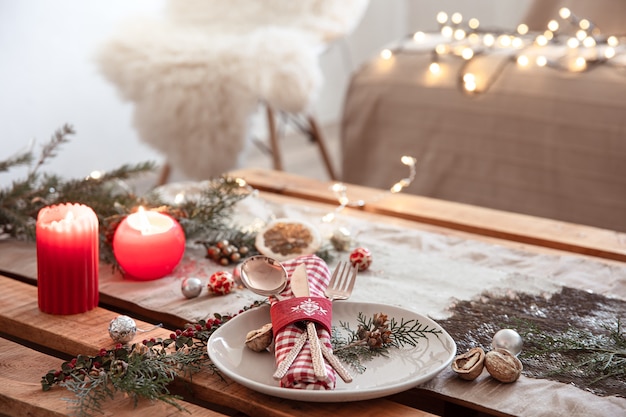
[{"x1": 269, "y1": 255, "x2": 337, "y2": 390}]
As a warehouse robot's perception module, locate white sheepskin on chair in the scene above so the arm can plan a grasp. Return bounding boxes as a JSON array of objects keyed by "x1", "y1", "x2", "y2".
[{"x1": 96, "y1": 0, "x2": 368, "y2": 180}]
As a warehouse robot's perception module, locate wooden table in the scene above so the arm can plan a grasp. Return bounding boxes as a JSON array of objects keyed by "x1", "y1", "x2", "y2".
[{"x1": 1, "y1": 168, "x2": 624, "y2": 417}]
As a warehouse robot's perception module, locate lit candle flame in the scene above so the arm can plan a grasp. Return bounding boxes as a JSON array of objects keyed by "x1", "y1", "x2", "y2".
[{"x1": 136, "y1": 206, "x2": 152, "y2": 235}]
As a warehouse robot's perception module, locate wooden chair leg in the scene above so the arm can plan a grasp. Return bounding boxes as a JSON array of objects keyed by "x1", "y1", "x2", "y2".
[
  {"x1": 157, "y1": 162, "x2": 171, "y2": 186},
  {"x1": 307, "y1": 116, "x2": 338, "y2": 181},
  {"x1": 266, "y1": 106, "x2": 283, "y2": 171}
]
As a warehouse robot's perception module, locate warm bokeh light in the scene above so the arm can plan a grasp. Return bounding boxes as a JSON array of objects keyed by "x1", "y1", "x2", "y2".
[
  {"x1": 535, "y1": 35, "x2": 548, "y2": 46},
  {"x1": 567, "y1": 37, "x2": 580, "y2": 48},
  {"x1": 547, "y1": 20, "x2": 559, "y2": 32},
  {"x1": 441, "y1": 26, "x2": 453, "y2": 38},
  {"x1": 454, "y1": 29, "x2": 466, "y2": 40},
  {"x1": 436, "y1": 11, "x2": 448, "y2": 24},
  {"x1": 461, "y1": 47, "x2": 474, "y2": 60},
  {"x1": 516, "y1": 55, "x2": 529, "y2": 66},
  {"x1": 498, "y1": 35, "x2": 512, "y2": 47},
  {"x1": 579, "y1": 19, "x2": 591, "y2": 30},
  {"x1": 517, "y1": 24, "x2": 529, "y2": 35},
  {"x1": 536, "y1": 56, "x2": 548, "y2": 67},
  {"x1": 483, "y1": 33, "x2": 495, "y2": 47},
  {"x1": 413, "y1": 31, "x2": 425, "y2": 42},
  {"x1": 604, "y1": 47, "x2": 616, "y2": 59},
  {"x1": 429, "y1": 61, "x2": 441, "y2": 74},
  {"x1": 583, "y1": 36, "x2": 596, "y2": 48}
]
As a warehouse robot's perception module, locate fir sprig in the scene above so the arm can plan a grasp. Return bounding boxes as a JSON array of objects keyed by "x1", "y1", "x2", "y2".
[
  {"x1": 331, "y1": 312, "x2": 443, "y2": 373},
  {"x1": 517, "y1": 318, "x2": 626, "y2": 386},
  {"x1": 1, "y1": 126, "x2": 252, "y2": 268},
  {"x1": 42, "y1": 301, "x2": 266, "y2": 417}
]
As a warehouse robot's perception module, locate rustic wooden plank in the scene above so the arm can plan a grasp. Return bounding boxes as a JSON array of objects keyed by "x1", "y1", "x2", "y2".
[
  {"x1": 0, "y1": 275, "x2": 437, "y2": 417},
  {"x1": 0, "y1": 337, "x2": 230, "y2": 417},
  {"x1": 229, "y1": 168, "x2": 626, "y2": 262}
]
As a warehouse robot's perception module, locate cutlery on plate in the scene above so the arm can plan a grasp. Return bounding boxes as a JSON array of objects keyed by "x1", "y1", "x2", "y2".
[
  {"x1": 292, "y1": 263, "x2": 353, "y2": 383},
  {"x1": 291, "y1": 264, "x2": 328, "y2": 379},
  {"x1": 272, "y1": 331, "x2": 308, "y2": 379}
]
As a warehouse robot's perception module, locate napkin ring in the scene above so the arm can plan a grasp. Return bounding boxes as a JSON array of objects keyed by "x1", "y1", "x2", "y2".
[{"x1": 270, "y1": 296, "x2": 332, "y2": 334}]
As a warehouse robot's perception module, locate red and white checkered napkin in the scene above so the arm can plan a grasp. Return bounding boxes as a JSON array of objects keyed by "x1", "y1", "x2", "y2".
[{"x1": 269, "y1": 254, "x2": 336, "y2": 390}]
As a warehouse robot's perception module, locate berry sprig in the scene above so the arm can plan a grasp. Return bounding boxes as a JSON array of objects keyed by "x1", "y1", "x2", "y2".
[{"x1": 41, "y1": 301, "x2": 266, "y2": 417}]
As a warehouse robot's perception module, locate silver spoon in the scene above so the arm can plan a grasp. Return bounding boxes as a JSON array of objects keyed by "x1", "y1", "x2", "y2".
[
  {"x1": 240, "y1": 255, "x2": 288, "y2": 298},
  {"x1": 240, "y1": 255, "x2": 308, "y2": 380}
]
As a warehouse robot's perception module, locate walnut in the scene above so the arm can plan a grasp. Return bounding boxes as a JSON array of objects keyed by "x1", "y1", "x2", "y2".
[
  {"x1": 451, "y1": 347, "x2": 485, "y2": 380},
  {"x1": 485, "y1": 348, "x2": 523, "y2": 383},
  {"x1": 245, "y1": 323, "x2": 273, "y2": 352}
]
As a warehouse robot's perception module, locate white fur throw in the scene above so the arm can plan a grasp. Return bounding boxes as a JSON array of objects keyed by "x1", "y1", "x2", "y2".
[{"x1": 96, "y1": 0, "x2": 368, "y2": 180}]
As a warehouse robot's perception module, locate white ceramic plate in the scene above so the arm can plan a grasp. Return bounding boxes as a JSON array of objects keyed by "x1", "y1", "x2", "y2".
[{"x1": 208, "y1": 302, "x2": 456, "y2": 402}]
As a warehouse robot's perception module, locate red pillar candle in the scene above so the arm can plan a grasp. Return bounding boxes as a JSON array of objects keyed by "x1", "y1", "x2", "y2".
[
  {"x1": 112, "y1": 207, "x2": 185, "y2": 280},
  {"x1": 37, "y1": 203, "x2": 99, "y2": 315}
]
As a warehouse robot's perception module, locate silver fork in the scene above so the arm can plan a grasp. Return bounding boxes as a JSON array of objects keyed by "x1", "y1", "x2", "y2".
[
  {"x1": 319, "y1": 261, "x2": 358, "y2": 383},
  {"x1": 325, "y1": 261, "x2": 358, "y2": 301}
]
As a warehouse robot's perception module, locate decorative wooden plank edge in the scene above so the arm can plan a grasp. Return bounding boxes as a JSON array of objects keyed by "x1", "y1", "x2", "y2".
[
  {"x1": 229, "y1": 168, "x2": 626, "y2": 263},
  {"x1": 0, "y1": 275, "x2": 438, "y2": 417}
]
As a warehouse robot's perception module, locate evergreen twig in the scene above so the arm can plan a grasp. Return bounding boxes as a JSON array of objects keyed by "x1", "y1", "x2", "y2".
[
  {"x1": 0, "y1": 126, "x2": 252, "y2": 270},
  {"x1": 331, "y1": 312, "x2": 442, "y2": 373},
  {"x1": 517, "y1": 318, "x2": 626, "y2": 386},
  {"x1": 42, "y1": 301, "x2": 266, "y2": 417}
]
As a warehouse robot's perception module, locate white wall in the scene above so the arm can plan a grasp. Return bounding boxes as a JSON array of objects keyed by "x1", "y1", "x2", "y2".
[
  {"x1": 0, "y1": 0, "x2": 165, "y2": 186},
  {"x1": 0, "y1": 0, "x2": 531, "y2": 185}
]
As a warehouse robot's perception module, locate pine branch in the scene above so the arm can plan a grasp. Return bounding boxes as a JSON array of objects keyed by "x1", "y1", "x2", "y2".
[
  {"x1": 517, "y1": 318, "x2": 626, "y2": 387},
  {"x1": 0, "y1": 151, "x2": 32, "y2": 173},
  {"x1": 1, "y1": 127, "x2": 252, "y2": 270},
  {"x1": 29, "y1": 124, "x2": 75, "y2": 179},
  {"x1": 42, "y1": 302, "x2": 265, "y2": 417},
  {"x1": 331, "y1": 312, "x2": 441, "y2": 373}
]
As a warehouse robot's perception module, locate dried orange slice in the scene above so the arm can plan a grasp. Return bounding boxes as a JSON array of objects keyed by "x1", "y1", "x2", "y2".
[{"x1": 254, "y1": 219, "x2": 321, "y2": 261}]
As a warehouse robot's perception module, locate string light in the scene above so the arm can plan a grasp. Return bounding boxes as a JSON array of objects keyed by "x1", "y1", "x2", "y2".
[
  {"x1": 463, "y1": 73, "x2": 477, "y2": 92},
  {"x1": 413, "y1": 31, "x2": 425, "y2": 42},
  {"x1": 547, "y1": 20, "x2": 560, "y2": 32},
  {"x1": 429, "y1": 61, "x2": 441, "y2": 74},
  {"x1": 380, "y1": 49, "x2": 393, "y2": 60},
  {"x1": 436, "y1": 11, "x2": 448, "y2": 25},
  {"x1": 536, "y1": 55, "x2": 548, "y2": 67},
  {"x1": 376, "y1": 9, "x2": 626, "y2": 96},
  {"x1": 322, "y1": 156, "x2": 417, "y2": 223},
  {"x1": 559, "y1": 8, "x2": 571, "y2": 20},
  {"x1": 461, "y1": 47, "x2": 474, "y2": 60},
  {"x1": 517, "y1": 55, "x2": 530, "y2": 67}
]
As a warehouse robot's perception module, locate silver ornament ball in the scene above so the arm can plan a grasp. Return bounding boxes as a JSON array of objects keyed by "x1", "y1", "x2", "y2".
[
  {"x1": 492, "y1": 328, "x2": 523, "y2": 356},
  {"x1": 109, "y1": 315, "x2": 137, "y2": 344},
  {"x1": 181, "y1": 277, "x2": 203, "y2": 298}
]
